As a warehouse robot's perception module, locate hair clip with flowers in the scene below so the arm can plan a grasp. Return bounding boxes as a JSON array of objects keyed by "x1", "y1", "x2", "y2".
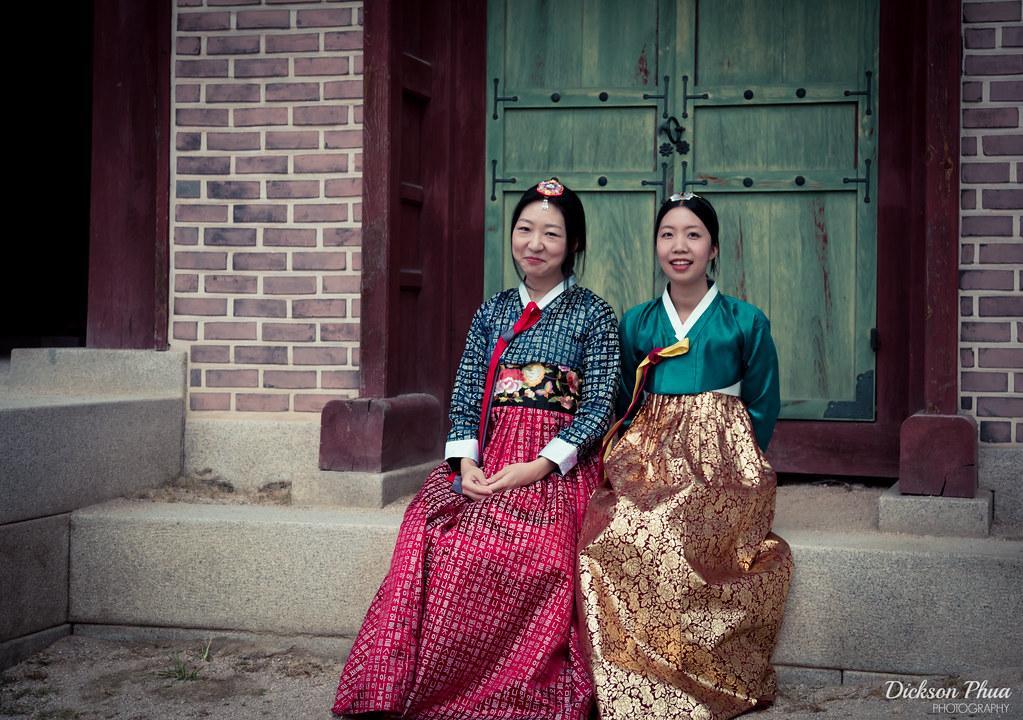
[
  {"x1": 536, "y1": 177, "x2": 565, "y2": 210},
  {"x1": 668, "y1": 191, "x2": 701, "y2": 202}
]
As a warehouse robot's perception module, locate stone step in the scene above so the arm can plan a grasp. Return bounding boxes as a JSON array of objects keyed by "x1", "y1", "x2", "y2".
[{"x1": 69, "y1": 498, "x2": 1023, "y2": 677}]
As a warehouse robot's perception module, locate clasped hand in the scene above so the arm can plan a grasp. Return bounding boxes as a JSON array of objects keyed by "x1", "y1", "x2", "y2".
[{"x1": 459, "y1": 457, "x2": 557, "y2": 501}]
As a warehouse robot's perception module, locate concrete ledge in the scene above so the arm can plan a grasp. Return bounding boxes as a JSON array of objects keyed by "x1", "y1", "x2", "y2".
[
  {"x1": 70, "y1": 501, "x2": 401, "y2": 638},
  {"x1": 0, "y1": 397, "x2": 184, "y2": 524},
  {"x1": 774, "y1": 664, "x2": 842, "y2": 687},
  {"x1": 291, "y1": 461, "x2": 438, "y2": 508},
  {"x1": 878, "y1": 484, "x2": 992, "y2": 537},
  {"x1": 980, "y1": 447, "x2": 1023, "y2": 526},
  {"x1": 8, "y1": 348, "x2": 186, "y2": 396},
  {"x1": 774, "y1": 527, "x2": 1023, "y2": 675},
  {"x1": 0, "y1": 514, "x2": 69, "y2": 642},
  {"x1": 0, "y1": 625, "x2": 70, "y2": 671}
]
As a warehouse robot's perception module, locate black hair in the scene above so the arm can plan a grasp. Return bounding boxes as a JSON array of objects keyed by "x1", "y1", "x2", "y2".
[
  {"x1": 509, "y1": 178, "x2": 586, "y2": 280},
  {"x1": 654, "y1": 194, "x2": 720, "y2": 276}
]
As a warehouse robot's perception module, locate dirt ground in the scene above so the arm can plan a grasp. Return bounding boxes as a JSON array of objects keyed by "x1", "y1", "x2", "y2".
[{"x1": 3, "y1": 635, "x2": 1021, "y2": 720}]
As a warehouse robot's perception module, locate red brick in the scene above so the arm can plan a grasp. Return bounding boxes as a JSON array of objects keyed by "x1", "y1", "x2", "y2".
[
  {"x1": 175, "y1": 204, "x2": 229, "y2": 223},
  {"x1": 205, "y1": 274, "x2": 258, "y2": 293},
  {"x1": 267, "y1": 82, "x2": 320, "y2": 102},
  {"x1": 294, "y1": 204, "x2": 347, "y2": 222},
  {"x1": 320, "y1": 323, "x2": 359, "y2": 342},
  {"x1": 962, "y1": 136, "x2": 978, "y2": 156},
  {"x1": 207, "y1": 132, "x2": 261, "y2": 151},
  {"x1": 962, "y1": 190, "x2": 977, "y2": 210},
  {"x1": 980, "y1": 421, "x2": 1012, "y2": 443},
  {"x1": 204, "y1": 322, "x2": 257, "y2": 340},
  {"x1": 322, "y1": 80, "x2": 362, "y2": 100},
  {"x1": 208, "y1": 181, "x2": 261, "y2": 200},
  {"x1": 293, "y1": 252, "x2": 346, "y2": 270},
  {"x1": 234, "y1": 107, "x2": 289, "y2": 127},
  {"x1": 236, "y1": 394, "x2": 290, "y2": 412},
  {"x1": 294, "y1": 105, "x2": 348, "y2": 126},
  {"x1": 1005, "y1": 25, "x2": 1023, "y2": 46},
  {"x1": 979, "y1": 243, "x2": 1023, "y2": 263},
  {"x1": 233, "y1": 205, "x2": 288, "y2": 223},
  {"x1": 175, "y1": 227, "x2": 200, "y2": 246},
  {"x1": 178, "y1": 11, "x2": 230, "y2": 30},
  {"x1": 264, "y1": 276, "x2": 318, "y2": 295},
  {"x1": 268, "y1": 180, "x2": 320, "y2": 199},
  {"x1": 207, "y1": 0, "x2": 260, "y2": 5},
  {"x1": 237, "y1": 10, "x2": 291, "y2": 29},
  {"x1": 353, "y1": 55, "x2": 364, "y2": 74},
  {"x1": 965, "y1": 54, "x2": 1023, "y2": 76},
  {"x1": 325, "y1": 178, "x2": 361, "y2": 197},
  {"x1": 190, "y1": 393, "x2": 231, "y2": 411},
  {"x1": 204, "y1": 227, "x2": 257, "y2": 246},
  {"x1": 296, "y1": 8, "x2": 352, "y2": 27},
  {"x1": 207, "y1": 35, "x2": 261, "y2": 55},
  {"x1": 322, "y1": 275, "x2": 361, "y2": 293},
  {"x1": 295, "y1": 57, "x2": 349, "y2": 77},
  {"x1": 959, "y1": 269, "x2": 1015, "y2": 290},
  {"x1": 178, "y1": 156, "x2": 231, "y2": 175},
  {"x1": 977, "y1": 396, "x2": 1023, "y2": 418},
  {"x1": 324, "y1": 30, "x2": 362, "y2": 51},
  {"x1": 177, "y1": 108, "x2": 230, "y2": 126},
  {"x1": 983, "y1": 135, "x2": 1023, "y2": 155},
  {"x1": 322, "y1": 370, "x2": 360, "y2": 389},
  {"x1": 293, "y1": 299, "x2": 346, "y2": 317},
  {"x1": 962, "y1": 243, "x2": 976, "y2": 264},
  {"x1": 176, "y1": 84, "x2": 201, "y2": 103},
  {"x1": 324, "y1": 130, "x2": 362, "y2": 149},
  {"x1": 233, "y1": 253, "x2": 287, "y2": 271},
  {"x1": 206, "y1": 83, "x2": 261, "y2": 103},
  {"x1": 236, "y1": 156, "x2": 289, "y2": 174},
  {"x1": 266, "y1": 33, "x2": 320, "y2": 53},
  {"x1": 234, "y1": 298, "x2": 287, "y2": 317},
  {"x1": 176, "y1": 251, "x2": 227, "y2": 270},
  {"x1": 175, "y1": 60, "x2": 229, "y2": 79},
  {"x1": 175, "y1": 298, "x2": 228, "y2": 316},
  {"x1": 294, "y1": 154, "x2": 348, "y2": 173},
  {"x1": 961, "y1": 321, "x2": 1012, "y2": 342},
  {"x1": 175, "y1": 274, "x2": 199, "y2": 292},
  {"x1": 176, "y1": 36, "x2": 201, "y2": 55},
  {"x1": 965, "y1": 27, "x2": 996, "y2": 48},
  {"x1": 354, "y1": 105, "x2": 363, "y2": 124},
  {"x1": 978, "y1": 296, "x2": 1023, "y2": 316},
  {"x1": 963, "y1": 2, "x2": 1022, "y2": 22},
  {"x1": 961, "y1": 296, "x2": 974, "y2": 316},
  {"x1": 990, "y1": 81, "x2": 1023, "y2": 102},
  {"x1": 173, "y1": 321, "x2": 198, "y2": 341},
  {"x1": 266, "y1": 131, "x2": 319, "y2": 150},
  {"x1": 351, "y1": 348, "x2": 360, "y2": 366},
  {"x1": 294, "y1": 394, "x2": 346, "y2": 413},
  {"x1": 293, "y1": 347, "x2": 348, "y2": 364},
  {"x1": 235, "y1": 346, "x2": 289, "y2": 364},
  {"x1": 963, "y1": 108, "x2": 1019, "y2": 128},
  {"x1": 351, "y1": 251, "x2": 362, "y2": 269},
  {"x1": 350, "y1": 299, "x2": 361, "y2": 318},
  {"x1": 961, "y1": 215, "x2": 1013, "y2": 236},
  {"x1": 1015, "y1": 374, "x2": 1023, "y2": 392},
  {"x1": 962, "y1": 162, "x2": 1011, "y2": 183},
  {"x1": 205, "y1": 372, "x2": 257, "y2": 388},
  {"x1": 235, "y1": 58, "x2": 290, "y2": 78},
  {"x1": 178, "y1": 0, "x2": 202, "y2": 5},
  {"x1": 978, "y1": 348, "x2": 1023, "y2": 367},
  {"x1": 176, "y1": 131, "x2": 201, "y2": 150},
  {"x1": 982, "y1": 189, "x2": 1023, "y2": 209},
  {"x1": 191, "y1": 345, "x2": 231, "y2": 363},
  {"x1": 324, "y1": 227, "x2": 361, "y2": 246},
  {"x1": 262, "y1": 322, "x2": 317, "y2": 341},
  {"x1": 961, "y1": 348, "x2": 975, "y2": 369},
  {"x1": 264, "y1": 228, "x2": 317, "y2": 247},
  {"x1": 263, "y1": 370, "x2": 317, "y2": 388}
]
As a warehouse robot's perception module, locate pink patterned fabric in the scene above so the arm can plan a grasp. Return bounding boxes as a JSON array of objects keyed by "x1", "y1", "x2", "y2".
[{"x1": 332, "y1": 405, "x2": 600, "y2": 720}]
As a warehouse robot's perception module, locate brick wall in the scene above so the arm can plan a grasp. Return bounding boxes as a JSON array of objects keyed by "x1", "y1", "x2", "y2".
[
  {"x1": 960, "y1": 0, "x2": 1023, "y2": 444},
  {"x1": 171, "y1": 0, "x2": 363, "y2": 414}
]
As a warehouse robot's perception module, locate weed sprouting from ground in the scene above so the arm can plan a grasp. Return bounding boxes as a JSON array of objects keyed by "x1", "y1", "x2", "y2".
[{"x1": 156, "y1": 639, "x2": 213, "y2": 682}]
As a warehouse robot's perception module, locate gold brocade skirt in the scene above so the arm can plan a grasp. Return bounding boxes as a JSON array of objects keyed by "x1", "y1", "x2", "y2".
[{"x1": 578, "y1": 392, "x2": 793, "y2": 720}]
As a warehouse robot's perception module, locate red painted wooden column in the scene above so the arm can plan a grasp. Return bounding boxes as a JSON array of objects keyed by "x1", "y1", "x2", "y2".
[
  {"x1": 897, "y1": 0, "x2": 977, "y2": 497},
  {"x1": 87, "y1": 0, "x2": 171, "y2": 349}
]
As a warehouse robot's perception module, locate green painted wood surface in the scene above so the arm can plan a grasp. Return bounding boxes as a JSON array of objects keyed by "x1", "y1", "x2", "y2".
[{"x1": 486, "y1": 0, "x2": 878, "y2": 420}]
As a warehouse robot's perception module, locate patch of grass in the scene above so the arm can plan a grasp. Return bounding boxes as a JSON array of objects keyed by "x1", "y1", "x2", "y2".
[
  {"x1": 156, "y1": 656, "x2": 201, "y2": 682},
  {"x1": 32, "y1": 709, "x2": 79, "y2": 720}
]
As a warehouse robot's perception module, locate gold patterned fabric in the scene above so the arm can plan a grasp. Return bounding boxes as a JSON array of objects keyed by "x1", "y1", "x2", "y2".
[{"x1": 578, "y1": 392, "x2": 793, "y2": 720}]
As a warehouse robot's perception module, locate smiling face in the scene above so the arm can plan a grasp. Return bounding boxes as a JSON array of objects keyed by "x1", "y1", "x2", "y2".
[
  {"x1": 511, "y1": 200, "x2": 569, "y2": 289},
  {"x1": 656, "y1": 206, "x2": 718, "y2": 287}
]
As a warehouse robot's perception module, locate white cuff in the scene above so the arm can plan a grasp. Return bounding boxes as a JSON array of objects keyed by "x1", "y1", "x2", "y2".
[
  {"x1": 539, "y1": 437, "x2": 578, "y2": 475},
  {"x1": 444, "y1": 439, "x2": 478, "y2": 464}
]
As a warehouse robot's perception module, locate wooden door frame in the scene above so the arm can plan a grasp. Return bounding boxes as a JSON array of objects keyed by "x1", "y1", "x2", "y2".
[{"x1": 360, "y1": 0, "x2": 967, "y2": 479}]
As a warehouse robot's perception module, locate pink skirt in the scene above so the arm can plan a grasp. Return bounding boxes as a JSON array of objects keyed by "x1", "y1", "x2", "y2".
[{"x1": 332, "y1": 405, "x2": 600, "y2": 720}]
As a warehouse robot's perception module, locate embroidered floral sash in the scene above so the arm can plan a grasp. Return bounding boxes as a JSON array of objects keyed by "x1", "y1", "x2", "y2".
[{"x1": 492, "y1": 362, "x2": 582, "y2": 414}]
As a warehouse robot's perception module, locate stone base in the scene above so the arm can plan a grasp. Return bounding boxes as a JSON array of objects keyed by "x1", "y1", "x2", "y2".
[
  {"x1": 0, "y1": 515, "x2": 69, "y2": 642},
  {"x1": 898, "y1": 412, "x2": 978, "y2": 497},
  {"x1": 879, "y1": 484, "x2": 992, "y2": 537},
  {"x1": 291, "y1": 461, "x2": 436, "y2": 508},
  {"x1": 0, "y1": 625, "x2": 70, "y2": 671},
  {"x1": 980, "y1": 447, "x2": 1023, "y2": 526}
]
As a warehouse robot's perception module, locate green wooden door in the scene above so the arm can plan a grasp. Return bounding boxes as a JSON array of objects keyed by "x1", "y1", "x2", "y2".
[{"x1": 485, "y1": 0, "x2": 878, "y2": 420}]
